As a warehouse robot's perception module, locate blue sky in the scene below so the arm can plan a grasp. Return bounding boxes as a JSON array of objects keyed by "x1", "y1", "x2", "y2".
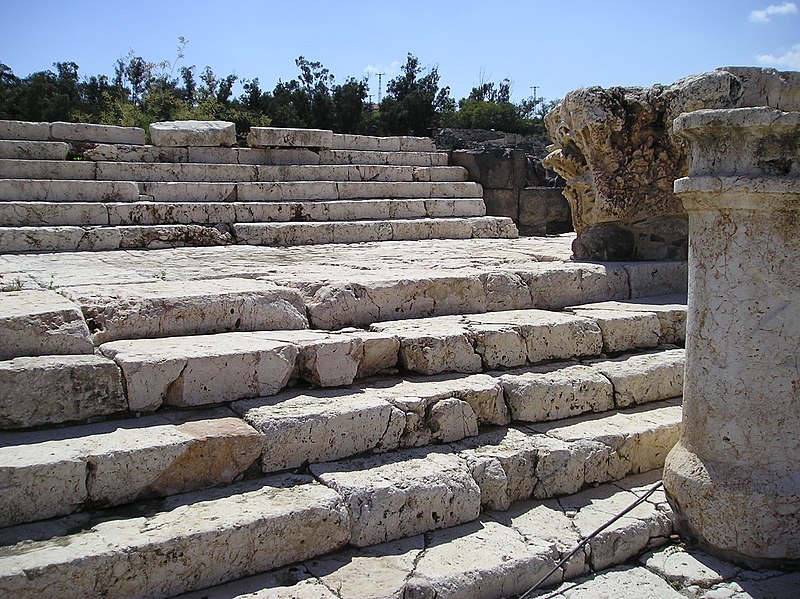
[{"x1": 2, "y1": 0, "x2": 798, "y2": 104}]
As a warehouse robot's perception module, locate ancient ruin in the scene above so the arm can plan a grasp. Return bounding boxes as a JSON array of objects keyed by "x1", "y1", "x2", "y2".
[
  {"x1": 0, "y1": 87, "x2": 798, "y2": 596},
  {"x1": 544, "y1": 66, "x2": 800, "y2": 262}
]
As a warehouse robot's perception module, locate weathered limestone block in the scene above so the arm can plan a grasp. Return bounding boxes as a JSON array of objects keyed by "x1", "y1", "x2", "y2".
[
  {"x1": 371, "y1": 316, "x2": 482, "y2": 375},
  {"x1": 570, "y1": 308, "x2": 661, "y2": 353},
  {"x1": 0, "y1": 120, "x2": 50, "y2": 140},
  {"x1": 501, "y1": 363, "x2": 614, "y2": 423},
  {"x1": 0, "y1": 157, "x2": 97, "y2": 179},
  {"x1": 0, "y1": 355, "x2": 126, "y2": 428},
  {"x1": 280, "y1": 328, "x2": 398, "y2": 382},
  {"x1": 664, "y1": 107, "x2": 800, "y2": 567},
  {"x1": 520, "y1": 262, "x2": 629, "y2": 310},
  {"x1": 98, "y1": 332, "x2": 299, "y2": 411},
  {"x1": 311, "y1": 448, "x2": 481, "y2": 547},
  {"x1": 0, "y1": 140, "x2": 69, "y2": 160},
  {"x1": 352, "y1": 330, "x2": 401, "y2": 378},
  {"x1": 570, "y1": 294, "x2": 687, "y2": 345},
  {"x1": 470, "y1": 309, "x2": 604, "y2": 364},
  {"x1": 70, "y1": 278, "x2": 308, "y2": 344},
  {"x1": 50, "y1": 121, "x2": 145, "y2": 145},
  {"x1": 495, "y1": 499, "x2": 588, "y2": 581},
  {"x1": 82, "y1": 143, "x2": 190, "y2": 163},
  {"x1": 470, "y1": 215, "x2": 519, "y2": 238},
  {"x1": 150, "y1": 120, "x2": 236, "y2": 147},
  {"x1": 234, "y1": 391, "x2": 403, "y2": 472},
  {"x1": 372, "y1": 309, "x2": 604, "y2": 376},
  {"x1": 405, "y1": 520, "x2": 557, "y2": 599},
  {"x1": 533, "y1": 398, "x2": 683, "y2": 479},
  {"x1": 588, "y1": 348, "x2": 685, "y2": 408},
  {"x1": 248, "y1": 127, "x2": 333, "y2": 149},
  {"x1": 0, "y1": 409, "x2": 262, "y2": 526},
  {"x1": 0, "y1": 442, "x2": 86, "y2": 528},
  {"x1": 374, "y1": 373, "x2": 509, "y2": 427},
  {"x1": 543, "y1": 66, "x2": 800, "y2": 261},
  {"x1": 0, "y1": 226, "x2": 86, "y2": 252},
  {"x1": 456, "y1": 428, "x2": 542, "y2": 510},
  {"x1": 307, "y1": 274, "x2": 487, "y2": 330},
  {"x1": 561, "y1": 479, "x2": 674, "y2": 571},
  {"x1": 0, "y1": 476, "x2": 350, "y2": 599},
  {"x1": 0, "y1": 290, "x2": 93, "y2": 359},
  {"x1": 390, "y1": 218, "x2": 474, "y2": 241},
  {"x1": 544, "y1": 565, "x2": 684, "y2": 598},
  {"x1": 0, "y1": 179, "x2": 139, "y2": 202},
  {"x1": 302, "y1": 536, "x2": 425, "y2": 599}
]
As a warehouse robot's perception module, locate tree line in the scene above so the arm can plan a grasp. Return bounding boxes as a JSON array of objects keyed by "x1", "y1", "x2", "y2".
[{"x1": 0, "y1": 39, "x2": 556, "y2": 140}]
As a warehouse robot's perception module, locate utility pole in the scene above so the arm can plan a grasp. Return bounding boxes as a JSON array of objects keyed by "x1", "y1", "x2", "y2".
[
  {"x1": 377, "y1": 72, "x2": 385, "y2": 103},
  {"x1": 530, "y1": 85, "x2": 539, "y2": 105}
]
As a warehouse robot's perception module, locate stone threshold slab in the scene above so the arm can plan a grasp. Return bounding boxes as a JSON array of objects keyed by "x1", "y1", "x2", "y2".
[{"x1": 176, "y1": 471, "x2": 674, "y2": 599}]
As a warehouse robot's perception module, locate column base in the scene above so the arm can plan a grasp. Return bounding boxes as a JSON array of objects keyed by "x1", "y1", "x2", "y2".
[{"x1": 663, "y1": 442, "x2": 800, "y2": 569}]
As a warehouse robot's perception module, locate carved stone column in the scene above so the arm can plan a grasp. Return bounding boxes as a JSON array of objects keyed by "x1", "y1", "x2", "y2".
[{"x1": 663, "y1": 107, "x2": 800, "y2": 567}]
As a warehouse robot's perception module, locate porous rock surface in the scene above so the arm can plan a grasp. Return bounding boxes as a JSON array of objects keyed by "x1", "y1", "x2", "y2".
[{"x1": 543, "y1": 66, "x2": 800, "y2": 261}]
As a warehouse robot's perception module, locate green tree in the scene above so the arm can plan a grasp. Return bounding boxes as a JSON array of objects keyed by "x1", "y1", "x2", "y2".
[{"x1": 379, "y1": 53, "x2": 452, "y2": 135}]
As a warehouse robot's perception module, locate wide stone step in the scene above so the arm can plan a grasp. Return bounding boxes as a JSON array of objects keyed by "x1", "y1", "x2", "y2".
[
  {"x1": 0, "y1": 349, "x2": 682, "y2": 528},
  {"x1": 0, "y1": 216, "x2": 514, "y2": 252},
  {"x1": 0, "y1": 198, "x2": 486, "y2": 226},
  {"x1": 141, "y1": 180, "x2": 483, "y2": 202},
  {"x1": 0, "y1": 159, "x2": 467, "y2": 183},
  {"x1": 176, "y1": 472, "x2": 673, "y2": 599},
  {"x1": 0, "y1": 120, "x2": 145, "y2": 145},
  {"x1": 0, "y1": 475, "x2": 350, "y2": 599},
  {"x1": 0, "y1": 141, "x2": 69, "y2": 161},
  {"x1": 370, "y1": 307, "x2": 669, "y2": 376},
  {"x1": 309, "y1": 398, "x2": 681, "y2": 547},
  {"x1": 0, "y1": 179, "x2": 482, "y2": 203},
  {"x1": 0, "y1": 401, "x2": 679, "y2": 597},
  {"x1": 330, "y1": 133, "x2": 437, "y2": 153},
  {"x1": 234, "y1": 348, "x2": 683, "y2": 472},
  {"x1": 75, "y1": 144, "x2": 450, "y2": 166},
  {"x1": 232, "y1": 216, "x2": 516, "y2": 246}
]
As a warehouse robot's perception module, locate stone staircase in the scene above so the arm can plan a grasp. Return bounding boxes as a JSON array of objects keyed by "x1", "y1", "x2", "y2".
[
  {"x1": 0, "y1": 120, "x2": 690, "y2": 598},
  {"x1": 0, "y1": 120, "x2": 516, "y2": 252}
]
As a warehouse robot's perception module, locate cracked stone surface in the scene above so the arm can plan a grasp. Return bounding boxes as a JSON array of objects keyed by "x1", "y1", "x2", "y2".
[
  {"x1": 310, "y1": 447, "x2": 481, "y2": 547},
  {"x1": 171, "y1": 473, "x2": 679, "y2": 599},
  {"x1": 0, "y1": 476, "x2": 350, "y2": 599},
  {"x1": 0, "y1": 354, "x2": 127, "y2": 428},
  {"x1": 0, "y1": 289, "x2": 93, "y2": 359},
  {"x1": 68, "y1": 278, "x2": 308, "y2": 344},
  {"x1": 372, "y1": 309, "x2": 605, "y2": 376},
  {"x1": 98, "y1": 332, "x2": 299, "y2": 411},
  {"x1": 0, "y1": 408, "x2": 261, "y2": 527}
]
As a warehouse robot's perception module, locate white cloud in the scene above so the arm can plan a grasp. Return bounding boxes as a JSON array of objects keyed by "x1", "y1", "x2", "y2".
[
  {"x1": 749, "y1": 2, "x2": 797, "y2": 23},
  {"x1": 757, "y1": 42, "x2": 800, "y2": 68}
]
